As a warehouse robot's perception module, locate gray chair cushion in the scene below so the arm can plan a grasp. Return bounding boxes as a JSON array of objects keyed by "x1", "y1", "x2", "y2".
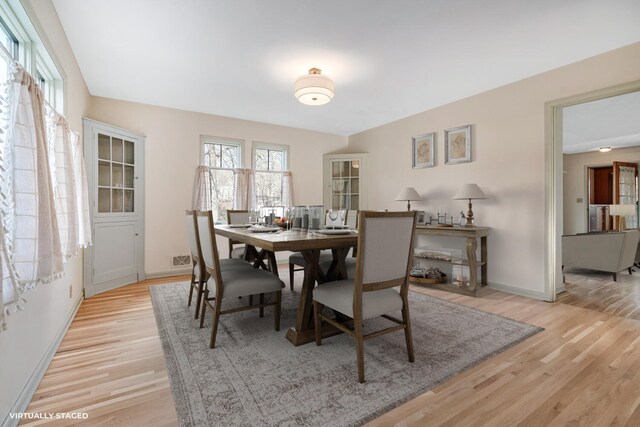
[
  {"x1": 313, "y1": 279, "x2": 403, "y2": 320},
  {"x1": 230, "y1": 246, "x2": 246, "y2": 259},
  {"x1": 194, "y1": 258, "x2": 251, "y2": 278},
  {"x1": 207, "y1": 268, "x2": 284, "y2": 299},
  {"x1": 289, "y1": 250, "x2": 333, "y2": 267}
]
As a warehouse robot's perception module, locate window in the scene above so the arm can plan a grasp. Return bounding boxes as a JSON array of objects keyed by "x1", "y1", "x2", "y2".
[
  {"x1": 0, "y1": 0, "x2": 64, "y2": 112},
  {"x1": 202, "y1": 137, "x2": 243, "y2": 223},
  {"x1": 253, "y1": 142, "x2": 288, "y2": 208}
]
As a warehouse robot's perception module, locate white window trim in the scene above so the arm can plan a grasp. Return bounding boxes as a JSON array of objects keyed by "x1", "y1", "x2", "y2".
[
  {"x1": 0, "y1": 0, "x2": 65, "y2": 113},
  {"x1": 200, "y1": 135, "x2": 244, "y2": 169},
  {"x1": 251, "y1": 140, "x2": 289, "y2": 171}
]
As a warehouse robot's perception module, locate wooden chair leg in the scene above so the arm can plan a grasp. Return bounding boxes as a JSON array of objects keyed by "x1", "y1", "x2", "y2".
[
  {"x1": 275, "y1": 291, "x2": 281, "y2": 331},
  {"x1": 209, "y1": 295, "x2": 223, "y2": 349},
  {"x1": 313, "y1": 301, "x2": 322, "y2": 346},
  {"x1": 259, "y1": 293, "x2": 265, "y2": 318},
  {"x1": 194, "y1": 278, "x2": 204, "y2": 320},
  {"x1": 199, "y1": 290, "x2": 208, "y2": 329},
  {"x1": 401, "y1": 297, "x2": 415, "y2": 363},
  {"x1": 187, "y1": 271, "x2": 195, "y2": 306},
  {"x1": 289, "y1": 263, "x2": 295, "y2": 291},
  {"x1": 613, "y1": 272, "x2": 618, "y2": 282},
  {"x1": 355, "y1": 320, "x2": 365, "y2": 383},
  {"x1": 629, "y1": 267, "x2": 633, "y2": 275}
]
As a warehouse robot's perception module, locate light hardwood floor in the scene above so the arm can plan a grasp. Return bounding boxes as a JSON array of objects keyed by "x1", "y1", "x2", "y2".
[
  {"x1": 23, "y1": 271, "x2": 640, "y2": 426},
  {"x1": 559, "y1": 267, "x2": 640, "y2": 320}
]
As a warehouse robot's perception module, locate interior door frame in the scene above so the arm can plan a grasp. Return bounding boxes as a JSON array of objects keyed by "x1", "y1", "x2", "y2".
[
  {"x1": 82, "y1": 118, "x2": 146, "y2": 297},
  {"x1": 545, "y1": 79, "x2": 640, "y2": 301}
]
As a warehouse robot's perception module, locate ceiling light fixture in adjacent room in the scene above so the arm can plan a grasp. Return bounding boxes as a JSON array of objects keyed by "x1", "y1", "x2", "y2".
[
  {"x1": 598, "y1": 146, "x2": 612, "y2": 152},
  {"x1": 294, "y1": 68, "x2": 335, "y2": 105}
]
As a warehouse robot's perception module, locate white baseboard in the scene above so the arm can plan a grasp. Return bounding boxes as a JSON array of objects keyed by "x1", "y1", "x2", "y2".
[
  {"x1": 488, "y1": 282, "x2": 548, "y2": 301},
  {"x1": 2, "y1": 295, "x2": 83, "y2": 427},
  {"x1": 145, "y1": 268, "x2": 192, "y2": 279}
]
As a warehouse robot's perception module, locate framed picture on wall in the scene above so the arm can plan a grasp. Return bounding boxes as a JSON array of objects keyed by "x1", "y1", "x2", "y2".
[
  {"x1": 412, "y1": 132, "x2": 435, "y2": 168},
  {"x1": 445, "y1": 125, "x2": 471, "y2": 165}
]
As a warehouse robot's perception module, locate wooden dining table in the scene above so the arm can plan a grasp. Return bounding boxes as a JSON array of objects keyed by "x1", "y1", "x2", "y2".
[{"x1": 214, "y1": 225, "x2": 358, "y2": 346}]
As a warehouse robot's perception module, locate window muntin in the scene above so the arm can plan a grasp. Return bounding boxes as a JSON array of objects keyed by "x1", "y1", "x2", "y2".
[
  {"x1": 253, "y1": 144, "x2": 288, "y2": 208},
  {"x1": 202, "y1": 138, "x2": 242, "y2": 223},
  {"x1": 0, "y1": 0, "x2": 64, "y2": 112}
]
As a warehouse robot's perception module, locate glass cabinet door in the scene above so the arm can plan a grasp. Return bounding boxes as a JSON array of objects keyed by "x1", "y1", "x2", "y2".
[
  {"x1": 324, "y1": 154, "x2": 366, "y2": 211},
  {"x1": 330, "y1": 159, "x2": 359, "y2": 210},
  {"x1": 97, "y1": 133, "x2": 136, "y2": 213}
]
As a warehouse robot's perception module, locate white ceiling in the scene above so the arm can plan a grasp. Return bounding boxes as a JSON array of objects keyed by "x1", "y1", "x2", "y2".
[
  {"x1": 563, "y1": 91, "x2": 640, "y2": 154},
  {"x1": 53, "y1": 0, "x2": 640, "y2": 136}
]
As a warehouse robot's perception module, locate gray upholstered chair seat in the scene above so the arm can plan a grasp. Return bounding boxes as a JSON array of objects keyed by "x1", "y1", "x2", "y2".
[
  {"x1": 289, "y1": 250, "x2": 333, "y2": 267},
  {"x1": 207, "y1": 268, "x2": 284, "y2": 299},
  {"x1": 194, "y1": 258, "x2": 251, "y2": 278},
  {"x1": 313, "y1": 280, "x2": 403, "y2": 320},
  {"x1": 230, "y1": 246, "x2": 247, "y2": 259}
]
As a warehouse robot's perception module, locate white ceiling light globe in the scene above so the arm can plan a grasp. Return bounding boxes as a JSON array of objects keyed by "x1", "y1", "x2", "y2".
[{"x1": 294, "y1": 68, "x2": 335, "y2": 105}]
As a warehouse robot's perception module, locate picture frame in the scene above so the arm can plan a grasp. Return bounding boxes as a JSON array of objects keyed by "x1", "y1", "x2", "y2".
[
  {"x1": 412, "y1": 132, "x2": 435, "y2": 168},
  {"x1": 445, "y1": 125, "x2": 471, "y2": 165}
]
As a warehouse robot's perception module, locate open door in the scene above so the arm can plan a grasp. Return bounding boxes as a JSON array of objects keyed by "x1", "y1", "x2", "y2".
[{"x1": 613, "y1": 161, "x2": 638, "y2": 230}]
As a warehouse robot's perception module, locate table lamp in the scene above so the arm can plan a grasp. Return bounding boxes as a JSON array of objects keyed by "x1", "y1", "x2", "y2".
[
  {"x1": 609, "y1": 204, "x2": 636, "y2": 231},
  {"x1": 395, "y1": 187, "x2": 422, "y2": 211},
  {"x1": 453, "y1": 184, "x2": 487, "y2": 227}
]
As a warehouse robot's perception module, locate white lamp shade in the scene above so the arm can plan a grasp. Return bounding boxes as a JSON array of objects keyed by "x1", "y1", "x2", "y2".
[
  {"x1": 609, "y1": 204, "x2": 636, "y2": 216},
  {"x1": 395, "y1": 187, "x2": 422, "y2": 201},
  {"x1": 294, "y1": 68, "x2": 335, "y2": 105},
  {"x1": 453, "y1": 183, "x2": 487, "y2": 200}
]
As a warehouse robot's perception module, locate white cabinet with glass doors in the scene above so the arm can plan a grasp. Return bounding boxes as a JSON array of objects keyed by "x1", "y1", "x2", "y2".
[{"x1": 323, "y1": 153, "x2": 367, "y2": 211}]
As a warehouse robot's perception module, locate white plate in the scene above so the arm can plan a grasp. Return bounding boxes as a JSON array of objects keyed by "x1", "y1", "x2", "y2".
[
  {"x1": 315, "y1": 229, "x2": 356, "y2": 235},
  {"x1": 322, "y1": 225, "x2": 349, "y2": 229},
  {"x1": 249, "y1": 227, "x2": 280, "y2": 233},
  {"x1": 229, "y1": 224, "x2": 251, "y2": 228}
]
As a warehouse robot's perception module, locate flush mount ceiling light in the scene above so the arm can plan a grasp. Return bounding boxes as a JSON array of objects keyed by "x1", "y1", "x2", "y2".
[
  {"x1": 599, "y1": 147, "x2": 612, "y2": 152},
  {"x1": 294, "y1": 67, "x2": 335, "y2": 106}
]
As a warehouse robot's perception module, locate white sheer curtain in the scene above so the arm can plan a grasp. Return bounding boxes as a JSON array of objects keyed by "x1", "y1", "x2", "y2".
[
  {"x1": 0, "y1": 65, "x2": 89, "y2": 332},
  {"x1": 233, "y1": 168, "x2": 255, "y2": 210},
  {"x1": 192, "y1": 165, "x2": 211, "y2": 210},
  {"x1": 282, "y1": 170, "x2": 294, "y2": 209}
]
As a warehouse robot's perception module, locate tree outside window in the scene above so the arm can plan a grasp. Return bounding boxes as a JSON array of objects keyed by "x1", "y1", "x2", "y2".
[
  {"x1": 203, "y1": 141, "x2": 240, "y2": 223},
  {"x1": 254, "y1": 147, "x2": 285, "y2": 208}
]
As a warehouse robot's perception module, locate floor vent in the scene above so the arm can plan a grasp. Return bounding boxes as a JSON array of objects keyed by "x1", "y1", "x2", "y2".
[{"x1": 172, "y1": 255, "x2": 191, "y2": 268}]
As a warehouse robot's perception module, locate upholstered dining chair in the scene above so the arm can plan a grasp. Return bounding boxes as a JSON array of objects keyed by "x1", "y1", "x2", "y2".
[
  {"x1": 196, "y1": 210, "x2": 284, "y2": 348},
  {"x1": 227, "y1": 210, "x2": 251, "y2": 259},
  {"x1": 288, "y1": 209, "x2": 349, "y2": 290},
  {"x1": 313, "y1": 210, "x2": 417, "y2": 383},
  {"x1": 185, "y1": 210, "x2": 253, "y2": 319}
]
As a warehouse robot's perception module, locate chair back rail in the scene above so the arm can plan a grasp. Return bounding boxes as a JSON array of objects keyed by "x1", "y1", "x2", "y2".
[
  {"x1": 185, "y1": 210, "x2": 203, "y2": 266},
  {"x1": 196, "y1": 210, "x2": 224, "y2": 293}
]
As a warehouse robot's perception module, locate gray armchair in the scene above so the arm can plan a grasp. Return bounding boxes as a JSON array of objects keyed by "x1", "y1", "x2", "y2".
[{"x1": 562, "y1": 230, "x2": 640, "y2": 281}]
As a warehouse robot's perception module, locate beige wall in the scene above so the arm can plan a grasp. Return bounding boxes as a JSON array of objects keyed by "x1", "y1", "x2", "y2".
[
  {"x1": 0, "y1": 0, "x2": 91, "y2": 421},
  {"x1": 89, "y1": 97, "x2": 348, "y2": 274},
  {"x1": 348, "y1": 42, "x2": 640, "y2": 297},
  {"x1": 564, "y1": 145, "x2": 640, "y2": 235}
]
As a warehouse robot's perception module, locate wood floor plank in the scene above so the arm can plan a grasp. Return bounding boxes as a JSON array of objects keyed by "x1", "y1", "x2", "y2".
[{"x1": 20, "y1": 270, "x2": 640, "y2": 426}]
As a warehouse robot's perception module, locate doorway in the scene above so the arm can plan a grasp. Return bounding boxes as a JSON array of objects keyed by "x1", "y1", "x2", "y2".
[
  {"x1": 83, "y1": 119, "x2": 145, "y2": 297},
  {"x1": 547, "y1": 81, "x2": 640, "y2": 317}
]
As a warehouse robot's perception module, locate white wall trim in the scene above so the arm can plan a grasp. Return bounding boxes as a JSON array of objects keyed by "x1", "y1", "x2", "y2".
[
  {"x1": 488, "y1": 282, "x2": 547, "y2": 301},
  {"x1": 544, "y1": 79, "x2": 640, "y2": 302},
  {"x1": 145, "y1": 268, "x2": 192, "y2": 279},
  {"x1": 1, "y1": 295, "x2": 83, "y2": 427}
]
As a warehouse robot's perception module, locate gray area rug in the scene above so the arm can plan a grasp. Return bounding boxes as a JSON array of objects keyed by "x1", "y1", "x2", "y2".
[{"x1": 150, "y1": 282, "x2": 542, "y2": 427}]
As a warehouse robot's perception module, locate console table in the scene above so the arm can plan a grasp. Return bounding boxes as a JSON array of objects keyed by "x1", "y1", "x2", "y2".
[{"x1": 412, "y1": 225, "x2": 490, "y2": 297}]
